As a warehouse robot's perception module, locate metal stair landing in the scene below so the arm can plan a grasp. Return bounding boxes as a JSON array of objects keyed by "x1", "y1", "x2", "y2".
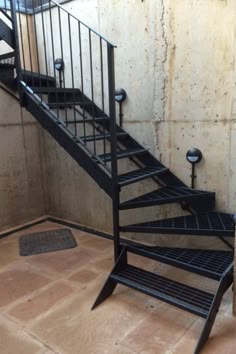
[{"x1": 120, "y1": 212, "x2": 235, "y2": 236}]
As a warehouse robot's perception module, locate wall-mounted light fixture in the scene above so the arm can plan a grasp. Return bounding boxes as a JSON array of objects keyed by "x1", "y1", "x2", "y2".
[
  {"x1": 186, "y1": 148, "x2": 202, "y2": 189},
  {"x1": 54, "y1": 58, "x2": 64, "y2": 71},
  {"x1": 115, "y1": 88, "x2": 127, "y2": 127},
  {"x1": 54, "y1": 58, "x2": 64, "y2": 88}
]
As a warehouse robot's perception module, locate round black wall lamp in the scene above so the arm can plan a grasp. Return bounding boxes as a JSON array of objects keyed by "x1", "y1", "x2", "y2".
[
  {"x1": 54, "y1": 58, "x2": 64, "y2": 71},
  {"x1": 115, "y1": 88, "x2": 127, "y2": 103},
  {"x1": 54, "y1": 58, "x2": 64, "y2": 88},
  {"x1": 115, "y1": 88, "x2": 127, "y2": 127},
  {"x1": 186, "y1": 148, "x2": 202, "y2": 189}
]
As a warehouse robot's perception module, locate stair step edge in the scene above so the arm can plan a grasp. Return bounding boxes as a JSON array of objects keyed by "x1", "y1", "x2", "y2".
[
  {"x1": 120, "y1": 188, "x2": 215, "y2": 209},
  {"x1": 111, "y1": 265, "x2": 212, "y2": 318},
  {"x1": 125, "y1": 245, "x2": 234, "y2": 281}
]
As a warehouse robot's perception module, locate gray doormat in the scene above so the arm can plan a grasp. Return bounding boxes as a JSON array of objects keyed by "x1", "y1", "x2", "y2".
[{"x1": 19, "y1": 228, "x2": 77, "y2": 256}]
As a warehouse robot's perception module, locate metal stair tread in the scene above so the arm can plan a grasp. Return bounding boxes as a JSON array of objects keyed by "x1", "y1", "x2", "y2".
[
  {"x1": 31, "y1": 87, "x2": 81, "y2": 94},
  {"x1": 126, "y1": 245, "x2": 234, "y2": 280},
  {"x1": 0, "y1": 18, "x2": 14, "y2": 48},
  {"x1": 0, "y1": 63, "x2": 14, "y2": 69},
  {"x1": 97, "y1": 148, "x2": 147, "y2": 162},
  {"x1": 48, "y1": 101, "x2": 93, "y2": 108},
  {"x1": 111, "y1": 264, "x2": 213, "y2": 318},
  {"x1": 21, "y1": 70, "x2": 56, "y2": 87},
  {"x1": 79, "y1": 131, "x2": 128, "y2": 142},
  {"x1": 65, "y1": 117, "x2": 110, "y2": 124},
  {"x1": 118, "y1": 166, "x2": 168, "y2": 187},
  {"x1": 120, "y1": 212, "x2": 235, "y2": 236},
  {"x1": 120, "y1": 186, "x2": 215, "y2": 209}
]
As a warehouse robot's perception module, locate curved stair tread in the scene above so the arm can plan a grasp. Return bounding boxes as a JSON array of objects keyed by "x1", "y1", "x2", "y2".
[
  {"x1": 120, "y1": 212, "x2": 235, "y2": 236},
  {"x1": 111, "y1": 264, "x2": 214, "y2": 318},
  {"x1": 126, "y1": 245, "x2": 234, "y2": 280},
  {"x1": 120, "y1": 186, "x2": 215, "y2": 209}
]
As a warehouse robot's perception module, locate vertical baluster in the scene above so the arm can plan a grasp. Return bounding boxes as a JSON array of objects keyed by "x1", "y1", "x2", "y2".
[
  {"x1": 107, "y1": 43, "x2": 119, "y2": 261},
  {"x1": 49, "y1": 0, "x2": 56, "y2": 80},
  {"x1": 10, "y1": 0, "x2": 22, "y2": 98},
  {"x1": 68, "y1": 14, "x2": 77, "y2": 136},
  {"x1": 49, "y1": 0, "x2": 59, "y2": 119},
  {"x1": 32, "y1": 1, "x2": 41, "y2": 97},
  {"x1": 17, "y1": 1, "x2": 25, "y2": 72},
  {"x1": 58, "y1": 6, "x2": 68, "y2": 125},
  {"x1": 89, "y1": 29, "x2": 96, "y2": 156},
  {"x1": 24, "y1": 0, "x2": 33, "y2": 80},
  {"x1": 41, "y1": 0, "x2": 49, "y2": 89},
  {"x1": 78, "y1": 21, "x2": 86, "y2": 142},
  {"x1": 100, "y1": 38, "x2": 106, "y2": 166}
]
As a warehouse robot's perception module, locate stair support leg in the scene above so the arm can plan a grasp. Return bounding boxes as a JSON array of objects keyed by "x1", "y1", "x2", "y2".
[
  {"x1": 194, "y1": 264, "x2": 233, "y2": 354},
  {"x1": 91, "y1": 247, "x2": 127, "y2": 310}
]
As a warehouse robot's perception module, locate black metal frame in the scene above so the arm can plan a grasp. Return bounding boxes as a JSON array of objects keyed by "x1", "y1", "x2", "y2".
[
  {"x1": 0, "y1": 3, "x2": 235, "y2": 354},
  {"x1": 92, "y1": 246, "x2": 234, "y2": 354}
]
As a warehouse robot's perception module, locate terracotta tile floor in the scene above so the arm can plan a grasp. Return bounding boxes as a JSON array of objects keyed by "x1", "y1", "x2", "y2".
[{"x1": 0, "y1": 221, "x2": 235, "y2": 354}]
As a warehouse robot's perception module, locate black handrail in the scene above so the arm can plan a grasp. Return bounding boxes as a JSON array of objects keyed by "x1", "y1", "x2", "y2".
[
  {"x1": 10, "y1": 0, "x2": 117, "y2": 171},
  {"x1": 50, "y1": 0, "x2": 115, "y2": 47}
]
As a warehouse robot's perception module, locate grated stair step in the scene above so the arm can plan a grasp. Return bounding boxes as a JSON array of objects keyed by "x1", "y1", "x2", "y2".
[
  {"x1": 118, "y1": 166, "x2": 168, "y2": 187},
  {"x1": 120, "y1": 212, "x2": 235, "y2": 237},
  {"x1": 31, "y1": 87, "x2": 81, "y2": 94},
  {"x1": 80, "y1": 132, "x2": 128, "y2": 142},
  {"x1": 0, "y1": 18, "x2": 14, "y2": 48},
  {"x1": 120, "y1": 186, "x2": 215, "y2": 209},
  {"x1": 97, "y1": 148, "x2": 147, "y2": 163},
  {"x1": 21, "y1": 70, "x2": 56, "y2": 88},
  {"x1": 65, "y1": 117, "x2": 110, "y2": 124},
  {"x1": 48, "y1": 101, "x2": 93, "y2": 108},
  {"x1": 126, "y1": 245, "x2": 234, "y2": 280},
  {"x1": 111, "y1": 264, "x2": 214, "y2": 318}
]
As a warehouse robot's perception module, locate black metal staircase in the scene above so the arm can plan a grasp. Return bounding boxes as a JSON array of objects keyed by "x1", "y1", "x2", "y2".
[{"x1": 0, "y1": 1, "x2": 235, "y2": 353}]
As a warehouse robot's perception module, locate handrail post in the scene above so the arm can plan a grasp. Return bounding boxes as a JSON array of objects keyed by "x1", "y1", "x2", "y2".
[
  {"x1": 10, "y1": 0, "x2": 22, "y2": 102},
  {"x1": 107, "y1": 44, "x2": 120, "y2": 262}
]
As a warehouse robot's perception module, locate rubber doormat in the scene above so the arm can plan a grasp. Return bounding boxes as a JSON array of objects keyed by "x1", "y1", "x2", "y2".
[{"x1": 19, "y1": 229, "x2": 77, "y2": 256}]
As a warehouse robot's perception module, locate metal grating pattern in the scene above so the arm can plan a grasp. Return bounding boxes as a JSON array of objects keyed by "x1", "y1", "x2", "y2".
[
  {"x1": 80, "y1": 132, "x2": 128, "y2": 142},
  {"x1": 120, "y1": 186, "x2": 214, "y2": 209},
  {"x1": 21, "y1": 70, "x2": 56, "y2": 87},
  {"x1": 121, "y1": 212, "x2": 235, "y2": 236},
  {"x1": 98, "y1": 148, "x2": 146, "y2": 162},
  {"x1": 48, "y1": 101, "x2": 93, "y2": 108},
  {"x1": 64, "y1": 117, "x2": 109, "y2": 124},
  {"x1": 128, "y1": 245, "x2": 234, "y2": 280},
  {"x1": 112, "y1": 265, "x2": 214, "y2": 318},
  {"x1": 118, "y1": 166, "x2": 168, "y2": 187},
  {"x1": 0, "y1": 52, "x2": 15, "y2": 67}
]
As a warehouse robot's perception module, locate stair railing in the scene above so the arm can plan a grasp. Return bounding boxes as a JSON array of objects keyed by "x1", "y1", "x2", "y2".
[
  {"x1": 11, "y1": 0, "x2": 117, "y2": 169},
  {"x1": 9, "y1": 0, "x2": 121, "y2": 260}
]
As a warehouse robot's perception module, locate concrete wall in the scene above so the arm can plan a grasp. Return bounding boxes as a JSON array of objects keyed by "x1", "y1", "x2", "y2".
[
  {"x1": 0, "y1": 89, "x2": 47, "y2": 231},
  {"x1": 1, "y1": 0, "x2": 235, "y2": 240},
  {"x1": 41, "y1": 0, "x2": 236, "y2": 234}
]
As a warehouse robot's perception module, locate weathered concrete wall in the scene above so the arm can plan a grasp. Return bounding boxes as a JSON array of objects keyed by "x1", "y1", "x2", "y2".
[
  {"x1": 43, "y1": 0, "x2": 236, "y2": 236},
  {"x1": 0, "y1": 89, "x2": 47, "y2": 231},
  {"x1": 159, "y1": 0, "x2": 236, "y2": 214}
]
